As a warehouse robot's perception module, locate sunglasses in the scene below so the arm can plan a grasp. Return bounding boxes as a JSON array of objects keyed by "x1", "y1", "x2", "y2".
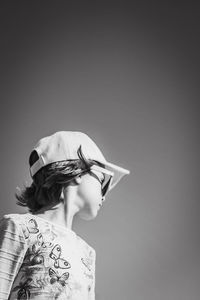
[{"x1": 89, "y1": 164, "x2": 114, "y2": 197}]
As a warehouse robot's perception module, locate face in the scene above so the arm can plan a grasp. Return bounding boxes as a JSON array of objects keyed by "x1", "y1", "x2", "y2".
[{"x1": 77, "y1": 170, "x2": 105, "y2": 221}]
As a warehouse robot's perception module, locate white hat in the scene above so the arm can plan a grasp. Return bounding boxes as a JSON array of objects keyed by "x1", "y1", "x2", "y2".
[{"x1": 30, "y1": 131, "x2": 130, "y2": 192}]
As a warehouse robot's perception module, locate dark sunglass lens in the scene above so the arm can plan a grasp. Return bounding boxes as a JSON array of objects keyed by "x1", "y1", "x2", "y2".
[{"x1": 102, "y1": 177, "x2": 112, "y2": 196}]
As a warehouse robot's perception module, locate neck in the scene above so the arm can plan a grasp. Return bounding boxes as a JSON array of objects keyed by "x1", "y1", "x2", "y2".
[
  {"x1": 32, "y1": 203, "x2": 69, "y2": 229},
  {"x1": 33, "y1": 199, "x2": 79, "y2": 231},
  {"x1": 32, "y1": 185, "x2": 81, "y2": 230}
]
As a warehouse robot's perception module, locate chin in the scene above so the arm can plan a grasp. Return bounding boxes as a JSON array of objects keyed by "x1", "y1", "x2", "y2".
[{"x1": 78, "y1": 209, "x2": 98, "y2": 221}]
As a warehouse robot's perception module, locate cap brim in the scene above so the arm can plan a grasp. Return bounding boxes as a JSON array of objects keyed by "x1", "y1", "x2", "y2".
[{"x1": 103, "y1": 161, "x2": 130, "y2": 191}]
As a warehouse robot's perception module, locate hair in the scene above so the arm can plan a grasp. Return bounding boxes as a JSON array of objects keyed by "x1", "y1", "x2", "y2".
[{"x1": 16, "y1": 146, "x2": 104, "y2": 213}]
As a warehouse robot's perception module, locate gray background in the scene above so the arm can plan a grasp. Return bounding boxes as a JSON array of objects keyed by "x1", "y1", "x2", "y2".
[{"x1": 0, "y1": 2, "x2": 199, "y2": 299}]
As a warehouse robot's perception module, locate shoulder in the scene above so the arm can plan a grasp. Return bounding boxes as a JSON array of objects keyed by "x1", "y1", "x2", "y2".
[
  {"x1": 76, "y1": 235, "x2": 96, "y2": 259},
  {"x1": 2, "y1": 213, "x2": 41, "y2": 229},
  {"x1": 0, "y1": 213, "x2": 28, "y2": 244},
  {"x1": 0, "y1": 213, "x2": 39, "y2": 239},
  {"x1": 0, "y1": 213, "x2": 21, "y2": 229},
  {"x1": 0, "y1": 213, "x2": 29, "y2": 228}
]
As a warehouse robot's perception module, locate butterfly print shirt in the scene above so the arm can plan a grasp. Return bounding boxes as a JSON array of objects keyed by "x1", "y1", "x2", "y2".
[{"x1": 0, "y1": 213, "x2": 96, "y2": 300}]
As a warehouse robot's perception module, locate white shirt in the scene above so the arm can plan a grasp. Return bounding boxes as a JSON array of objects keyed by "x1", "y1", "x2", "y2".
[{"x1": 0, "y1": 213, "x2": 96, "y2": 300}]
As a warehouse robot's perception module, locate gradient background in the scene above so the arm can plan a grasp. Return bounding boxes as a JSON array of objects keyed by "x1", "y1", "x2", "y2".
[{"x1": 0, "y1": 1, "x2": 199, "y2": 299}]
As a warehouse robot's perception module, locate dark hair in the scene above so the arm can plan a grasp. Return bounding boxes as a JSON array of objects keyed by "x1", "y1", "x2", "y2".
[{"x1": 16, "y1": 146, "x2": 103, "y2": 213}]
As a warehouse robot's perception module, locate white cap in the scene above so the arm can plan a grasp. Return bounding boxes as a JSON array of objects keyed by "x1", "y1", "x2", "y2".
[{"x1": 30, "y1": 131, "x2": 130, "y2": 192}]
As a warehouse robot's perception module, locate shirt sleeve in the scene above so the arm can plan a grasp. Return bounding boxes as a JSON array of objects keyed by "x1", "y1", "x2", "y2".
[
  {"x1": 0, "y1": 215, "x2": 27, "y2": 300},
  {"x1": 88, "y1": 248, "x2": 96, "y2": 300}
]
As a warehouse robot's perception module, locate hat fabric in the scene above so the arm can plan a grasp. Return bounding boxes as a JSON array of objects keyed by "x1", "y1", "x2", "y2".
[{"x1": 30, "y1": 131, "x2": 130, "y2": 192}]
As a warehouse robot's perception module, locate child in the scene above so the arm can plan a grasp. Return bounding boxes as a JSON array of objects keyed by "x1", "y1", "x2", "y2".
[{"x1": 0, "y1": 131, "x2": 129, "y2": 300}]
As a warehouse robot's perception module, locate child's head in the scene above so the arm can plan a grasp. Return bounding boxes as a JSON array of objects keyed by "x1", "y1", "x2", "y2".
[{"x1": 16, "y1": 131, "x2": 130, "y2": 217}]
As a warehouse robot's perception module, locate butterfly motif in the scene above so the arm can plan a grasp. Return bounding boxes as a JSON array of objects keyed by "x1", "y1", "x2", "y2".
[
  {"x1": 21, "y1": 219, "x2": 39, "y2": 239},
  {"x1": 12, "y1": 278, "x2": 34, "y2": 300},
  {"x1": 49, "y1": 244, "x2": 71, "y2": 269},
  {"x1": 49, "y1": 268, "x2": 69, "y2": 286},
  {"x1": 81, "y1": 257, "x2": 93, "y2": 272},
  {"x1": 27, "y1": 244, "x2": 44, "y2": 265},
  {"x1": 17, "y1": 287, "x2": 30, "y2": 300},
  {"x1": 37, "y1": 233, "x2": 53, "y2": 248}
]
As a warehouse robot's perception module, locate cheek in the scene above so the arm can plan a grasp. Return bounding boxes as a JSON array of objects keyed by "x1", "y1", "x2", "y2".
[
  {"x1": 77, "y1": 176, "x2": 102, "y2": 220},
  {"x1": 79, "y1": 175, "x2": 102, "y2": 203},
  {"x1": 78, "y1": 197, "x2": 100, "y2": 220}
]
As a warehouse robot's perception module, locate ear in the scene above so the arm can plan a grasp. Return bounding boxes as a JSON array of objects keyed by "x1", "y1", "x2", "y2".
[
  {"x1": 60, "y1": 189, "x2": 64, "y2": 200},
  {"x1": 73, "y1": 175, "x2": 82, "y2": 185}
]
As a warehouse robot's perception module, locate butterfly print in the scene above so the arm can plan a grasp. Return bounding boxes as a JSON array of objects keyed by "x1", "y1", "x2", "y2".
[
  {"x1": 21, "y1": 219, "x2": 39, "y2": 239},
  {"x1": 17, "y1": 287, "x2": 30, "y2": 300},
  {"x1": 49, "y1": 244, "x2": 71, "y2": 269},
  {"x1": 81, "y1": 257, "x2": 93, "y2": 272},
  {"x1": 12, "y1": 278, "x2": 34, "y2": 300},
  {"x1": 27, "y1": 244, "x2": 44, "y2": 265},
  {"x1": 49, "y1": 268, "x2": 69, "y2": 286},
  {"x1": 37, "y1": 233, "x2": 53, "y2": 248}
]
